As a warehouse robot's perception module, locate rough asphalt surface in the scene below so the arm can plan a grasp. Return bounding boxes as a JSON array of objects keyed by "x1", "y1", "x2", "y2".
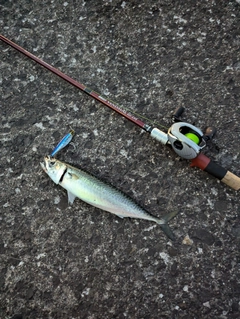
[{"x1": 1, "y1": 1, "x2": 240, "y2": 318}]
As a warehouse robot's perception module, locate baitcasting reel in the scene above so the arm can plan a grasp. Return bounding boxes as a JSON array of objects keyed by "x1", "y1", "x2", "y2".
[
  {"x1": 168, "y1": 122, "x2": 206, "y2": 160},
  {"x1": 150, "y1": 107, "x2": 216, "y2": 160},
  {"x1": 168, "y1": 107, "x2": 216, "y2": 159}
]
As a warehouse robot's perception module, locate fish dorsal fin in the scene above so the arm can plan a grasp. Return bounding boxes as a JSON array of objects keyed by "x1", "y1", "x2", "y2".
[{"x1": 67, "y1": 191, "x2": 76, "y2": 204}]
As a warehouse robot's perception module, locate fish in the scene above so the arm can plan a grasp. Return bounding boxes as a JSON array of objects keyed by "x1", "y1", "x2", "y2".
[
  {"x1": 40, "y1": 156, "x2": 178, "y2": 240},
  {"x1": 50, "y1": 129, "x2": 74, "y2": 157}
]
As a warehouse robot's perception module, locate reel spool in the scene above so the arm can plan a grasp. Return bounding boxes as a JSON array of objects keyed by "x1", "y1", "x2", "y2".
[{"x1": 185, "y1": 132, "x2": 200, "y2": 144}]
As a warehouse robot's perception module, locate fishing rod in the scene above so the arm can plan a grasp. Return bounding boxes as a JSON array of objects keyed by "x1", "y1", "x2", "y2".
[{"x1": 1, "y1": 34, "x2": 240, "y2": 190}]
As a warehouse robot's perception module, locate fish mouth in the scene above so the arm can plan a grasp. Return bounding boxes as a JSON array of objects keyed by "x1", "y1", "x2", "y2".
[
  {"x1": 40, "y1": 161, "x2": 47, "y2": 172},
  {"x1": 40, "y1": 156, "x2": 50, "y2": 172}
]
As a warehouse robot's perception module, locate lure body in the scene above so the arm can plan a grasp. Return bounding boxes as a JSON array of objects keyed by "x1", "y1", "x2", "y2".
[
  {"x1": 41, "y1": 156, "x2": 178, "y2": 240},
  {"x1": 50, "y1": 129, "x2": 74, "y2": 157}
]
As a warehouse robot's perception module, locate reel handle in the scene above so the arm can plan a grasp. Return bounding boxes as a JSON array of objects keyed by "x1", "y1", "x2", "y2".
[
  {"x1": 172, "y1": 107, "x2": 185, "y2": 122},
  {"x1": 191, "y1": 153, "x2": 240, "y2": 190}
]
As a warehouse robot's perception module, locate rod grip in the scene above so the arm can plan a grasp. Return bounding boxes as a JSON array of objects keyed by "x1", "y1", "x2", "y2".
[
  {"x1": 221, "y1": 171, "x2": 240, "y2": 190},
  {"x1": 191, "y1": 153, "x2": 240, "y2": 190}
]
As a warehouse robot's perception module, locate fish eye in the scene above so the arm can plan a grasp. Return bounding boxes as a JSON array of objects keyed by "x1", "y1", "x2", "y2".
[{"x1": 49, "y1": 160, "x2": 56, "y2": 167}]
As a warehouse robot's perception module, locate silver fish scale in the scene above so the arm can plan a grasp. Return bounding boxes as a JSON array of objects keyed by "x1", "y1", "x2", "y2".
[{"x1": 63, "y1": 165, "x2": 161, "y2": 223}]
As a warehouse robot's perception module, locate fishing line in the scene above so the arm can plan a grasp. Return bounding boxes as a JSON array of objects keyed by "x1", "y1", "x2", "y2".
[{"x1": 86, "y1": 88, "x2": 168, "y2": 130}]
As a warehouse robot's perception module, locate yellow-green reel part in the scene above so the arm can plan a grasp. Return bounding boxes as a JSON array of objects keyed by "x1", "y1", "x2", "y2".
[{"x1": 185, "y1": 132, "x2": 200, "y2": 145}]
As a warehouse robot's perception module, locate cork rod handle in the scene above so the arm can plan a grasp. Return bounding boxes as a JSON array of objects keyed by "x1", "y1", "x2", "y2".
[{"x1": 221, "y1": 171, "x2": 240, "y2": 190}]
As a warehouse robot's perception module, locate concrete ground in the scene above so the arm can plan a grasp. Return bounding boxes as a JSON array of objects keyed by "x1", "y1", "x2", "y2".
[{"x1": 0, "y1": 1, "x2": 240, "y2": 318}]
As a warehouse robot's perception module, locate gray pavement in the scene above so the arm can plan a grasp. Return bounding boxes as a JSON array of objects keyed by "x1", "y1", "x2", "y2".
[{"x1": 0, "y1": 1, "x2": 240, "y2": 318}]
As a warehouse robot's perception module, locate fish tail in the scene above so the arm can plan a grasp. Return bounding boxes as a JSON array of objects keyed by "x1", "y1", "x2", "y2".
[{"x1": 157, "y1": 211, "x2": 178, "y2": 241}]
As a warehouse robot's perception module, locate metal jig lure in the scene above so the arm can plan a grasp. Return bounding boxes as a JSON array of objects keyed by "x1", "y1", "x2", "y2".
[{"x1": 50, "y1": 129, "x2": 74, "y2": 157}]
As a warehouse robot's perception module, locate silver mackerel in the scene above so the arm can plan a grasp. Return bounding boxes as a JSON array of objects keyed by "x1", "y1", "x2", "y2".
[{"x1": 41, "y1": 156, "x2": 178, "y2": 240}]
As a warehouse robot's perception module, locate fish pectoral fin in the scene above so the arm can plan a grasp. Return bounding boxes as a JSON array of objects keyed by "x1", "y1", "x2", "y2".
[
  {"x1": 67, "y1": 191, "x2": 76, "y2": 204},
  {"x1": 116, "y1": 214, "x2": 125, "y2": 219}
]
